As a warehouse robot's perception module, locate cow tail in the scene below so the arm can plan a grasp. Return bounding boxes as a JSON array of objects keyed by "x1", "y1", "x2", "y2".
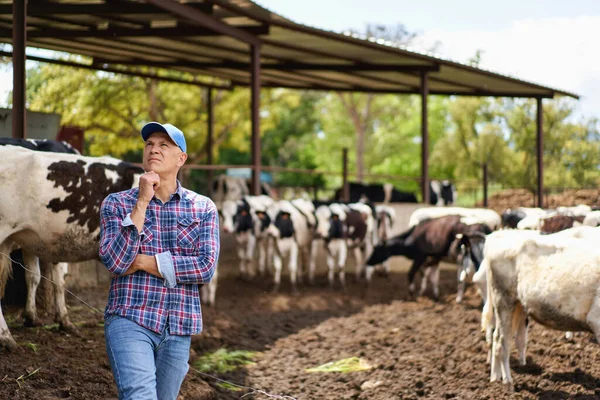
[
  {"x1": 480, "y1": 258, "x2": 493, "y2": 334},
  {"x1": 0, "y1": 249, "x2": 13, "y2": 298}
]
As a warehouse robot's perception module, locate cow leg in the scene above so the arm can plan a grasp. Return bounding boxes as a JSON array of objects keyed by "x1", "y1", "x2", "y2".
[
  {"x1": 296, "y1": 247, "x2": 306, "y2": 285},
  {"x1": 308, "y1": 241, "x2": 317, "y2": 285},
  {"x1": 257, "y1": 239, "x2": 267, "y2": 277},
  {"x1": 491, "y1": 302, "x2": 515, "y2": 388},
  {"x1": 513, "y1": 303, "x2": 528, "y2": 366},
  {"x1": 52, "y1": 262, "x2": 76, "y2": 332},
  {"x1": 289, "y1": 241, "x2": 299, "y2": 294},
  {"x1": 201, "y1": 268, "x2": 218, "y2": 307},
  {"x1": 456, "y1": 263, "x2": 467, "y2": 303},
  {"x1": 430, "y1": 264, "x2": 440, "y2": 301},
  {"x1": 419, "y1": 266, "x2": 432, "y2": 297},
  {"x1": 408, "y1": 256, "x2": 427, "y2": 298},
  {"x1": 246, "y1": 235, "x2": 256, "y2": 279},
  {"x1": 0, "y1": 299, "x2": 18, "y2": 350},
  {"x1": 353, "y1": 247, "x2": 363, "y2": 281},
  {"x1": 0, "y1": 240, "x2": 18, "y2": 349},
  {"x1": 272, "y1": 245, "x2": 283, "y2": 294},
  {"x1": 237, "y1": 239, "x2": 247, "y2": 279},
  {"x1": 585, "y1": 293, "x2": 600, "y2": 344},
  {"x1": 23, "y1": 252, "x2": 43, "y2": 327},
  {"x1": 338, "y1": 241, "x2": 348, "y2": 289},
  {"x1": 326, "y1": 246, "x2": 335, "y2": 288}
]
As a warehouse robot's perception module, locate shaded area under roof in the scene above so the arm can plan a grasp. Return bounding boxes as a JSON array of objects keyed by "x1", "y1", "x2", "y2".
[{"x1": 0, "y1": 0, "x2": 579, "y2": 99}]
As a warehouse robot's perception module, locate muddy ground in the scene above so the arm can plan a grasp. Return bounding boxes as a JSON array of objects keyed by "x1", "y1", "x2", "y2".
[{"x1": 1, "y1": 255, "x2": 600, "y2": 400}]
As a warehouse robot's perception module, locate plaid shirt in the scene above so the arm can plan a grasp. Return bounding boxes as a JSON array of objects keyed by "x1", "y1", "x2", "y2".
[{"x1": 99, "y1": 182, "x2": 219, "y2": 335}]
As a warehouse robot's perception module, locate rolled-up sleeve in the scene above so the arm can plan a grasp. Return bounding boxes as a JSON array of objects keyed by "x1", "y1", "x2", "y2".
[
  {"x1": 99, "y1": 194, "x2": 142, "y2": 275},
  {"x1": 171, "y1": 200, "x2": 220, "y2": 285}
]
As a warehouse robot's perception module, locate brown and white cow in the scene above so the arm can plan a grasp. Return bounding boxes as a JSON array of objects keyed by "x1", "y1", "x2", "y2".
[
  {"x1": 366, "y1": 215, "x2": 492, "y2": 300},
  {"x1": 0, "y1": 146, "x2": 144, "y2": 349}
]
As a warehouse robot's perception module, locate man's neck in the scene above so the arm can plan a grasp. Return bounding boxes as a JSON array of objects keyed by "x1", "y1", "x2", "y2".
[{"x1": 155, "y1": 177, "x2": 178, "y2": 203}]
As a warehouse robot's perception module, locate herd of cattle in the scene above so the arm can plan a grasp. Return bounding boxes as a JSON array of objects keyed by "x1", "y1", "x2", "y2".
[{"x1": 1, "y1": 138, "x2": 600, "y2": 390}]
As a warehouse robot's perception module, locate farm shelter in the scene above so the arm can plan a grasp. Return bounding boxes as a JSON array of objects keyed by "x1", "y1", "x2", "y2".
[{"x1": 3, "y1": 0, "x2": 579, "y2": 207}]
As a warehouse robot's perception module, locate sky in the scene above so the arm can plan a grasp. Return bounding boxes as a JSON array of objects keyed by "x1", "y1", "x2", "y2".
[{"x1": 1, "y1": 0, "x2": 599, "y2": 120}]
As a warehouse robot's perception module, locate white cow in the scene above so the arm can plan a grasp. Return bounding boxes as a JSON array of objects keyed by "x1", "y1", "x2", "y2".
[
  {"x1": 408, "y1": 207, "x2": 501, "y2": 231},
  {"x1": 482, "y1": 226, "x2": 600, "y2": 387},
  {"x1": 0, "y1": 146, "x2": 145, "y2": 349},
  {"x1": 373, "y1": 204, "x2": 396, "y2": 276},
  {"x1": 315, "y1": 204, "x2": 348, "y2": 288},
  {"x1": 266, "y1": 198, "x2": 317, "y2": 292}
]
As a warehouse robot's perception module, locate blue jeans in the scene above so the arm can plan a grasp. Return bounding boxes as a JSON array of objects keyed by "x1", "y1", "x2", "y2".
[{"x1": 104, "y1": 315, "x2": 191, "y2": 400}]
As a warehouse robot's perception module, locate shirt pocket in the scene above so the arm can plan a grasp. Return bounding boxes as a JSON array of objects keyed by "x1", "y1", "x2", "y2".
[
  {"x1": 177, "y1": 217, "x2": 200, "y2": 255},
  {"x1": 139, "y1": 221, "x2": 154, "y2": 253}
]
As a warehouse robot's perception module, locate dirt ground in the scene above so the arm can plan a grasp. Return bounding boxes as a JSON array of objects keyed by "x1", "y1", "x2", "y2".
[{"x1": 1, "y1": 255, "x2": 600, "y2": 400}]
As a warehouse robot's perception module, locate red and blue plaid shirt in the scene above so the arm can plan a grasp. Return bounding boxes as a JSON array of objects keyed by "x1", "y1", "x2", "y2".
[{"x1": 99, "y1": 183, "x2": 219, "y2": 335}]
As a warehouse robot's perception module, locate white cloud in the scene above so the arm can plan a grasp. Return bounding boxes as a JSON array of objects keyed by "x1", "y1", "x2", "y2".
[{"x1": 414, "y1": 16, "x2": 600, "y2": 120}]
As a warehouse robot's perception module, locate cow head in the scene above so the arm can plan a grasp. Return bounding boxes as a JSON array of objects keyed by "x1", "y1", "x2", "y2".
[
  {"x1": 455, "y1": 232, "x2": 487, "y2": 282},
  {"x1": 271, "y1": 211, "x2": 294, "y2": 239}
]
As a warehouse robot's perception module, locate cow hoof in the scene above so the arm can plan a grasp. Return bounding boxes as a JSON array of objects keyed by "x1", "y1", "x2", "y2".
[
  {"x1": 0, "y1": 338, "x2": 19, "y2": 352},
  {"x1": 59, "y1": 320, "x2": 78, "y2": 333},
  {"x1": 23, "y1": 316, "x2": 43, "y2": 328}
]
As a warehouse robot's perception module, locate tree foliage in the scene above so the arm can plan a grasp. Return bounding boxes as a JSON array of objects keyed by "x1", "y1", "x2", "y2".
[{"x1": 10, "y1": 29, "x2": 599, "y2": 199}]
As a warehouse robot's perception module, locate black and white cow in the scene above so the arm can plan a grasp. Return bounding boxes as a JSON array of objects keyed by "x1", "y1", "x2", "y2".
[
  {"x1": 373, "y1": 204, "x2": 396, "y2": 276},
  {"x1": 0, "y1": 146, "x2": 144, "y2": 349},
  {"x1": 333, "y1": 182, "x2": 418, "y2": 203},
  {"x1": 429, "y1": 180, "x2": 457, "y2": 206},
  {"x1": 0, "y1": 139, "x2": 81, "y2": 331},
  {"x1": 266, "y1": 198, "x2": 318, "y2": 292},
  {"x1": 454, "y1": 232, "x2": 487, "y2": 303},
  {"x1": 221, "y1": 195, "x2": 275, "y2": 279},
  {"x1": 315, "y1": 203, "x2": 349, "y2": 288},
  {"x1": 366, "y1": 215, "x2": 492, "y2": 300},
  {"x1": 0, "y1": 137, "x2": 81, "y2": 155}
]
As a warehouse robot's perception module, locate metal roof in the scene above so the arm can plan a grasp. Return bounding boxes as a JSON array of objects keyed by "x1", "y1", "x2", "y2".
[{"x1": 0, "y1": 0, "x2": 579, "y2": 98}]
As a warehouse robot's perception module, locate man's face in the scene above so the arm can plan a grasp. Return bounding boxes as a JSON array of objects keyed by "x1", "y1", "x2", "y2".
[{"x1": 142, "y1": 131, "x2": 187, "y2": 174}]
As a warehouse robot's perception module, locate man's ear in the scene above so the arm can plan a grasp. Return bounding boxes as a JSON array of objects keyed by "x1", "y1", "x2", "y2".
[{"x1": 177, "y1": 152, "x2": 188, "y2": 167}]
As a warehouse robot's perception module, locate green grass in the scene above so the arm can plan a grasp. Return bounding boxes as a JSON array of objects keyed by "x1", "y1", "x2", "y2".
[
  {"x1": 18, "y1": 342, "x2": 38, "y2": 353},
  {"x1": 305, "y1": 357, "x2": 373, "y2": 373},
  {"x1": 193, "y1": 349, "x2": 257, "y2": 374}
]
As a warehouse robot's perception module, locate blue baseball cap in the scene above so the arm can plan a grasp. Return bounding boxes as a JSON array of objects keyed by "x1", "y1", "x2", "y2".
[{"x1": 141, "y1": 122, "x2": 187, "y2": 153}]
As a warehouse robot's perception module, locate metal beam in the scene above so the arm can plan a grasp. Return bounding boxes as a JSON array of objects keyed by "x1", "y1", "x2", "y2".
[
  {"x1": 92, "y1": 58, "x2": 438, "y2": 72},
  {"x1": 206, "y1": 88, "x2": 214, "y2": 197},
  {"x1": 247, "y1": 83, "x2": 555, "y2": 98},
  {"x1": 12, "y1": 0, "x2": 26, "y2": 139},
  {"x1": 0, "y1": 50, "x2": 232, "y2": 89},
  {"x1": 537, "y1": 98, "x2": 544, "y2": 208},
  {"x1": 0, "y1": 2, "x2": 213, "y2": 15},
  {"x1": 7, "y1": 24, "x2": 270, "y2": 39},
  {"x1": 250, "y1": 44, "x2": 261, "y2": 196},
  {"x1": 145, "y1": 0, "x2": 260, "y2": 46},
  {"x1": 420, "y1": 71, "x2": 429, "y2": 205}
]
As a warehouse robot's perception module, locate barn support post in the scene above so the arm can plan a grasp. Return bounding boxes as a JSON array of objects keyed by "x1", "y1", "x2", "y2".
[
  {"x1": 342, "y1": 147, "x2": 349, "y2": 202},
  {"x1": 250, "y1": 44, "x2": 262, "y2": 196},
  {"x1": 12, "y1": 0, "x2": 27, "y2": 139},
  {"x1": 420, "y1": 71, "x2": 430, "y2": 204},
  {"x1": 483, "y1": 163, "x2": 488, "y2": 208},
  {"x1": 206, "y1": 87, "x2": 214, "y2": 197},
  {"x1": 536, "y1": 97, "x2": 544, "y2": 208}
]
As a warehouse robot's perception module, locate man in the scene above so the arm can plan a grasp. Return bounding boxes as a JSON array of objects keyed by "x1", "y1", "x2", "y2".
[{"x1": 99, "y1": 122, "x2": 219, "y2": 400}]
